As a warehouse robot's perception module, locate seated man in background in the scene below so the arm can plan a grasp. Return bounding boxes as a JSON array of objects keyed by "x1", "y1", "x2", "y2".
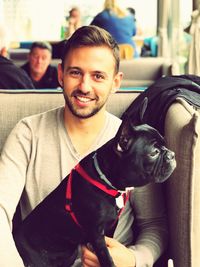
[
  {"x1": 21, "y1": 41, "x2": 60, "y2": 89},
  {"x1": 0, "y1": 23, "x2": 34, "y2": 89}
]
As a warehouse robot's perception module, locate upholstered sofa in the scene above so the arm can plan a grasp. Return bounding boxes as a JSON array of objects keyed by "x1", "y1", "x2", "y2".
[
  {"x1": 0, "y1": 89, "x2": 199, "y2": 267},
  {"x1": 119, "y1": 57, "x2": 173, "y2": 87}
]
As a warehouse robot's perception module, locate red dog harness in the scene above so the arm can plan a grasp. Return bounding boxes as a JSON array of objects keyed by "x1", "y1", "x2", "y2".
[{"x1": 65, "y1": 158, "x2": 130, "y2": 228}]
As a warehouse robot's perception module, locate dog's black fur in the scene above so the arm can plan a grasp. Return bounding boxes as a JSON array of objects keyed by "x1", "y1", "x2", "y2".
[{"x1": 13, "y1": 112, "x2": 176, "y2": 267}]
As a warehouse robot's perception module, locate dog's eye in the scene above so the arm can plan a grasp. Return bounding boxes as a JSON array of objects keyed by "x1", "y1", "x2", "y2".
[
  {"x1": 149, "y1": 148, "x2": 160, "y2": 158},
  {"x1": 117, "y1": 137, "x2": 130, "y2": 152}
]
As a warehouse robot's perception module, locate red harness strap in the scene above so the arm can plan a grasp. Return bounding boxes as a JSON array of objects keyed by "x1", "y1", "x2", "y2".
[
  {"x1": 65, "y1": 163, "x2": 128, "y2": 228},
  {"x1": 65, "y1": 171, "x2": 82, "y2": 227},
  {"x1": 116, "y1": 190, "x2": 131, "y2": 217},
  {"x1": 75, "y1": 164, "x2": 120, "y2": 197}
]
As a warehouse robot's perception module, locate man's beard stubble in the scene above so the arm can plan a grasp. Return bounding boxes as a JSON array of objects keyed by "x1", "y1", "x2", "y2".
[{"x1": 63, "y1": 89, "x2": 106, "y2": 119}]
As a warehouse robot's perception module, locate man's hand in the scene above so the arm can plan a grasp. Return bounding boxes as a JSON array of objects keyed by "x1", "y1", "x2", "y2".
[{"x1": 81, "y1": 236, "x2": 136, "y2": 267}]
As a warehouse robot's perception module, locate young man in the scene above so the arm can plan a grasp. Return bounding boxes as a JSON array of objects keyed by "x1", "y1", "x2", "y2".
[
  {"x1": 21, "y1": 41, "x2": 59, "y2": 89},
  {"x1": 0, "y1": 23, "x2": 34, "y2": 89},
  {"x1": 0, "y1": 26, "x2": 167, "y2": 267}
]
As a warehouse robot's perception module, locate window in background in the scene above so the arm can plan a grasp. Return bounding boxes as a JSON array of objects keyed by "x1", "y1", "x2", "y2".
[
  {"x1": 2, "y1": 0, "x2": 157, "y2": 42},
  {"x1": 3, "y1": 0, "x2": 66, "y2": 42},
  {"x1": 180, "y1": 0, "x2": 192, "y2": 29},
  {"x1": 0, "y1": 0, "x2": 3, "y2": 22}
]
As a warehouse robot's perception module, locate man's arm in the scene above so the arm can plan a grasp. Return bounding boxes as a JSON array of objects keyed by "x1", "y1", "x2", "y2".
[
  {"x1": 0, "y1": 209, "x2": 25, "y2": 266},
  {"x1": 0, "y1": 121, "x2": 31, "y2": 266},
  {"x1": 128, "y1": 183, "x2": 168, "y2": 266}
]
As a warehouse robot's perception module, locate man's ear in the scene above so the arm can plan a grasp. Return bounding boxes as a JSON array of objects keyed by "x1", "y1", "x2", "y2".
[
  {"x1": 111, "y1": 71, "x2": 123, "y2": 93},
  {"x1": 57, "y1": 63, "x2": 64, "y2": 87}
]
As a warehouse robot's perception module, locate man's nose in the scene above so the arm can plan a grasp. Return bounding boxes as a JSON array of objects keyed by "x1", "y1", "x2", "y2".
[
  {"x1": 79, "y1": 74, "x2": 91, "y2": 93},
  {"x1": 36, "y1": 57, "x2": 43, "y2": 63}
]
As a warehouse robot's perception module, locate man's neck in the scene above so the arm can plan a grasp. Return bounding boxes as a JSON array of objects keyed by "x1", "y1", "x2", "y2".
[{"x1": 64, "y1": 107, "x2": 107, "y2": 156}]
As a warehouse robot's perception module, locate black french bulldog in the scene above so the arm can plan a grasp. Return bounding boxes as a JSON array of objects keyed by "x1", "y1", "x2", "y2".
[{"x1": 13, "y1": 109, "x2": 176, "y2": 267}]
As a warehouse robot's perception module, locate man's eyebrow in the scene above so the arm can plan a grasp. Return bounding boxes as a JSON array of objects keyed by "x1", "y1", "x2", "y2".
[
  {"x1": 92, "y1": 70, "x2": 108, "y2": 77},
  {"x1": 65, "y1": 67, "x2": 108, "y2": 77},
  {"x1": 65, "y1": 66, "x2": 82, "y2": 71}
]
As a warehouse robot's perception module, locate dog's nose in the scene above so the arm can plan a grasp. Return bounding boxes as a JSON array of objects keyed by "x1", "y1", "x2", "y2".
[{"x1": 166, "y1": 151, "x2": 175, "y2": 161}]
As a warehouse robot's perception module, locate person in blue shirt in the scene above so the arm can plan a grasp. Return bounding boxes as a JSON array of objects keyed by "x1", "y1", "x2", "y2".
[{"x1": 91, "y1": 0, "x2": 138, "y2": 58}]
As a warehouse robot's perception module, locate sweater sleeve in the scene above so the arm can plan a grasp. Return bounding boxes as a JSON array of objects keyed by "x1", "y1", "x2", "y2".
[
  {"x1": 129, "y1": 183, "x2": 168, "y2": 267},
  {"x1": 0, "y1": 120, "x2": 32, "y2": 266}
]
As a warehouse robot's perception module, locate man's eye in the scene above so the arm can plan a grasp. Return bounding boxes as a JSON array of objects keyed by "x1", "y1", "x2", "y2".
[
  {"x1": 94, "y1": 73, "x2": 105, "y2": 80},
  {"x1": 32, "y1": 55, "x2": 39, "y2": 60},
  {"x1": 69, "y1": 70, "x2": 81, "y2": 77}
]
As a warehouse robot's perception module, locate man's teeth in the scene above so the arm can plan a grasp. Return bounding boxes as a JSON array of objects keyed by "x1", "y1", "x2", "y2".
[{"x1": 76, "y1": 96, "x2": 91, "y2": 102}]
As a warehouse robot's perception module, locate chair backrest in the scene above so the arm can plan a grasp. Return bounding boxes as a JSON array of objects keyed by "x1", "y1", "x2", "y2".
[
  {"x1": 0, "y1": 89, "x2": 139, "y2": 153},
  {"x1": 119, "y1": 57, "x2": 173, "y2": 87}
]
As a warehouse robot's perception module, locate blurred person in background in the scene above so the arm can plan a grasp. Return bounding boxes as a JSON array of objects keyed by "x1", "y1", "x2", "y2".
[
  {"x1": 91, "y1": 0, "x2": 139, "y2": 58},
  {"x1": 127, "y1": 7, "x2": 143, "y2": 36},
  {"x1": 0, "y1": 23, "x2": 34, "y2": 89},
  {"x1": 67, "y1": 7, "x2": 82, "y2": 38},
  {"x1": 21, "y1": 41, "x2": 59, "y2": 89},
  {"x1": 127, "y1": 7, "x2": 136, "y2": 23}
]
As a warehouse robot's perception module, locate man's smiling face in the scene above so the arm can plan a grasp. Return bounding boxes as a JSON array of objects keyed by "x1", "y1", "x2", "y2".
[{"x1": 58, "y1": 45, "x2": 122, "y2": 119}]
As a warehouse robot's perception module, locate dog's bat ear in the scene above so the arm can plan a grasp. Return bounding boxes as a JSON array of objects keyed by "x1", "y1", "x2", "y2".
[
  {"x1": 115, "y1": 97, "x2": 148, "y2": 149},
  {"x1": 139, "y1": 97, "x2": 148, "y2": 123},
  {"x1": 116, "y1": 116, "x2": 130, "y2": 137}
]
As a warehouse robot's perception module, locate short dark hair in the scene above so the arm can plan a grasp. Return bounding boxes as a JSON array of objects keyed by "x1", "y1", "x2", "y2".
[
  {"x1": 61, "y1": 25, "x2": 120, "y2": 74},
  {"x1": 30, "y1": 41, "x2": 52, "y2": 53}
]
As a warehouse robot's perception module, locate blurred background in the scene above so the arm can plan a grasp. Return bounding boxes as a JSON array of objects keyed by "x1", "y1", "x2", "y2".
[
  {"x1": 0, "y1": 0, "x2": 191, "y2": 41},
  {"x1": 0, "y1": 0, "x2": 198, "y2": 74}
]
